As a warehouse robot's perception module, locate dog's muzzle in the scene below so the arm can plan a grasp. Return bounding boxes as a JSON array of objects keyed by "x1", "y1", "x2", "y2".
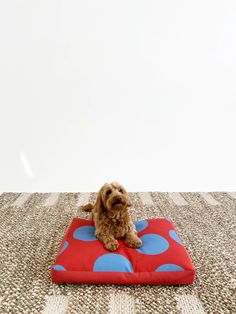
[{"x1": 112, "y1": 196, "x2": 123, "y2": 206}]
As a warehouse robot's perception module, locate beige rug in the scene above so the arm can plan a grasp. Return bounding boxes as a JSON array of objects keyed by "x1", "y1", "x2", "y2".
[{"x1": 0, "y1": 192, "x2": 235, "y2": 313}]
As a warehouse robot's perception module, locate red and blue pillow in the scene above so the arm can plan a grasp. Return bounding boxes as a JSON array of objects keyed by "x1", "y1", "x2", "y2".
[{"x1": 51, "y1": 218, "x2": 195, "y2": 285}]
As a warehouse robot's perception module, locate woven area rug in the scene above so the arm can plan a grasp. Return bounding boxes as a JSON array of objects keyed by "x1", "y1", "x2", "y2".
[{"x1": 0, "y1": 192, "x2": 235, "y2": 314}]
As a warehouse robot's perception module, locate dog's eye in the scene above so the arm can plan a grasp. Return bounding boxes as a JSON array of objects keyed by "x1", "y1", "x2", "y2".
[
  {"x1": 119, "y1": 188, "x2": 123, "y2": 193},
  {"x1": 106, "y1": 189, "x2": 112, "y2": 196}
]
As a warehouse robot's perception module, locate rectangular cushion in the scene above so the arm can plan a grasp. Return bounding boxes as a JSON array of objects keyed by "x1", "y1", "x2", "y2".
[{"x1": 51, "y1": 218, "x2": 195, "y2": 285}]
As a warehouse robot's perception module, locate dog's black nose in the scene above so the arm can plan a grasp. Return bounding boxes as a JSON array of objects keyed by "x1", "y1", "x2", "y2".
[{"x1": 116, "y1": 196, "x2": 122, "y2": 202}]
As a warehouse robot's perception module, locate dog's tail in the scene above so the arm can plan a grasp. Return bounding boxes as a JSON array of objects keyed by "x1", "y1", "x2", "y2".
[{"x1": 80, "y1": 203, "x2": 94, "y2": 212}]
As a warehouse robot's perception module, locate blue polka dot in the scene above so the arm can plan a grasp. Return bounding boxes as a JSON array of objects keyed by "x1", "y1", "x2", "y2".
[
  {"x1": 156, "y1": 264, "x2": 184, "y2": 272},
  {"x1": 73, "y1": 226, "x2": 97, "y2": 241},
  {"x1": 93, "y1": 254, "x2": 133, "y2": 272},
  {"x1": 134, "y1": 220, "x2": 148, "y2": 233},
  {"x1": 136, "y1": 234, "x2": 169, "y2": 255},
  {"x1": 53, "y1": 265, "x2": 67, "y2": 271},
  {"x1": 59, "y1": 241, "x2": 68, "y2": 254},
  {"x1": 169, "y1": 230, "x2": 182, "y2": 245}
]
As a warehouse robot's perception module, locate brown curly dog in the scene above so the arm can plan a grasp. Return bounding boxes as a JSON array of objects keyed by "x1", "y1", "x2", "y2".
[{"x1": 80, "y1": 182, "x2": 142, "y2": 251}]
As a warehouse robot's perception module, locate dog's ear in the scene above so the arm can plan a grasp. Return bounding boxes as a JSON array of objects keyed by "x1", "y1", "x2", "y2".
[
  {"x1": 127, "y1": 195, "x2": 132, "y2": 208},
  {"x1": 94, "y1": 186, "x2": 106, "y2": 213}
]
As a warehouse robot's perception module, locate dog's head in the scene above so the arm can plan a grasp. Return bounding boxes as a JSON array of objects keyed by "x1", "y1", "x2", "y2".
[{"x1": 95, "y1": 182, "x2": 132, "y2": 217}]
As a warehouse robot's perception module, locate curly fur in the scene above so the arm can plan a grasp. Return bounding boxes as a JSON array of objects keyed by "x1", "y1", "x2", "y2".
[{"x1": 80, "y1": 182, "x2": 142, "y2": 251}]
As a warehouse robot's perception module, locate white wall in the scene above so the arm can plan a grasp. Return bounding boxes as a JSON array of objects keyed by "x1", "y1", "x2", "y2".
[{"x1": 0, "y1": 1, "x2": 236, "y2": 192}]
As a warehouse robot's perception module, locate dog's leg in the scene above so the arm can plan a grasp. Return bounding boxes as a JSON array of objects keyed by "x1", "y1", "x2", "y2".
[
  {"x1": 96, "y1": 232, "x2": 119, "y2": 251},
  {"x1": 124, "y1": 232, "x2": 142, "y2": 249}
]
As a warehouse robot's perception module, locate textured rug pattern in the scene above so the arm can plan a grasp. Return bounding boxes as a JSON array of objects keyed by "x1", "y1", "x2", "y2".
[{"x1": 0, "y1": 192, "x2": 235, "y2": 314}]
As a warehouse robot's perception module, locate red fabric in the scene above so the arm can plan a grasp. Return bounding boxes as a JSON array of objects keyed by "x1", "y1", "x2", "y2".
[{"x1": 51, "y1": 218, "x2": 195, "y2": 285}]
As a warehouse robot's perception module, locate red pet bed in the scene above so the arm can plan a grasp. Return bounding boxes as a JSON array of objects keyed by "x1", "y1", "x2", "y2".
[{"x1": 51, "y1": 218, "x2": 195, "y2": 285}]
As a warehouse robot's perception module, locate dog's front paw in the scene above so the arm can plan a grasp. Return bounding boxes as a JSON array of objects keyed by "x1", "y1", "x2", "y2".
[
  {"x1": 125, "y1": 236, "x2": 142, "y2": 249},
  {"x1": 105, "y1": 239, "x2": 119, "y2": 251}
]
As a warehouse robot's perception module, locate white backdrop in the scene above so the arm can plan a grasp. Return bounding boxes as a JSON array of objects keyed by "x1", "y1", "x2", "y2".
[{"x1": 0, "y1": 1, "x2": 236, "y2": 192}]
